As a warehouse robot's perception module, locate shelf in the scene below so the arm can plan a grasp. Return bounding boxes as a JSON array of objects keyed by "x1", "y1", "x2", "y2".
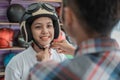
[
  {"x1": 0, "y1": 72, "x2": 4, "y2": 76},
  {"x1": 0, "y1": 47, "x2": 25, "y2": 51},
  {"x1": 27, "y1": 0, "x2": 62, "y2": 2},
  {"x1": 40, "y1": 0, "x2": 62, "y2": 2},
  {"x1": 0, "y1": 22, "x2": 63, "y2": 26},
  {"x1": 0, "y1": 22, "x2": 19, "y2": 26}
]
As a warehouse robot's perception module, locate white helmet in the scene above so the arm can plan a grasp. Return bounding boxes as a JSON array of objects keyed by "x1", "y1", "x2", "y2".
[{"x1": 20, "y1": 2, "x2": 60, "y2": 49}]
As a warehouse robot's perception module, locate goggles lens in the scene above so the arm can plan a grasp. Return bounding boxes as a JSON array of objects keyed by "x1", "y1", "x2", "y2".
[
  {"x1": 42, "y1": 3, "x2": 55, "y2": 12},
  {"x1": 27, "y1": 3, "x2": 39, "y2": 13},
  {"x1": 26, "y1": 3, "x2": 55, "y2": 14}
]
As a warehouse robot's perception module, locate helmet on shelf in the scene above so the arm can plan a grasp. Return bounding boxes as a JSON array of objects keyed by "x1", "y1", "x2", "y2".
[
  {"x1": 0, "y1": 28, "x2": 14, "y2": 48},
  {"x1": 7, "y1": 4, "x2": 25, "y2": 23}
]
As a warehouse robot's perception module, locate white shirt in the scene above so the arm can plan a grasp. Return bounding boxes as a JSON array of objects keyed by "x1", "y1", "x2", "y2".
[{"x1": 5, "y1": 46, "x2": 67, "y2": 80}]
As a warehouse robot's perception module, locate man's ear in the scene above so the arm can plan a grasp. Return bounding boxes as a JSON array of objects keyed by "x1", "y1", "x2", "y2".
[
  {"x1": 63, "y1": 7, "x2": 78, "y2": 38},
  {"x1": 64, "y1": 7, "x2": 73, "y2": 27}
]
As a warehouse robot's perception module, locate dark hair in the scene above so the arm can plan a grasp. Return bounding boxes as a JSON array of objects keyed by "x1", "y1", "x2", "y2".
[{"x1": 63, "y1": 0, "x2": 120, "y2": 36}]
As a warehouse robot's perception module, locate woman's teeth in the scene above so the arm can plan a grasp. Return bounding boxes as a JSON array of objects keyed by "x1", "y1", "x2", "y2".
[{"x1": 41, "y1": 36, "x2": 49, "y2": 41}]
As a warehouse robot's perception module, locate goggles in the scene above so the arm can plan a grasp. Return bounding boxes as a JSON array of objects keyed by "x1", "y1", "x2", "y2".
[
  {"x1": 26, "y1": 2, "x2": 56, "y2": 14},
  {"x1": 21, "y1": 2, "x2": 57, "y2": 22}
]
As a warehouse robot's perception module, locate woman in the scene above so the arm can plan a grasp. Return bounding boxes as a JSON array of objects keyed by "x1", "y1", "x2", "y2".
[{"x1": 5, "y1": 2, "x2": 67, "y2": 80}]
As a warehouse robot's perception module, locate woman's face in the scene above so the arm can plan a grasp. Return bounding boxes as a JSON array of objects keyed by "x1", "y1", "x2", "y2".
[{"x1": 31, "y1": 17, "x2": 54, "y2": 46}]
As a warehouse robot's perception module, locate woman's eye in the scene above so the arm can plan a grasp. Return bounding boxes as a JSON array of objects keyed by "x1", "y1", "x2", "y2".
[
  {"x1": 47, "y1": 25, "x2": 53, "y2": 28},
  {"x1": 35, "y1": 26, "x2": 42, "y2": 29}
]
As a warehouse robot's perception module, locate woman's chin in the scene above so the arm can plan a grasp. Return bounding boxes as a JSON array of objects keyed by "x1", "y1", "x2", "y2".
[
  {"x1": 43, "y1": 44, "x2": 50, "y2": 48},
  {"x1": 40, "y1": 42, "x2": 50, "y2": 47}
]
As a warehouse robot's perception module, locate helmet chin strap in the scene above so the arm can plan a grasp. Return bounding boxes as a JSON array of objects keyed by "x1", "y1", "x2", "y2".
[{"x1": 33, "y1": 38, "x2": 45, "y2": 50}]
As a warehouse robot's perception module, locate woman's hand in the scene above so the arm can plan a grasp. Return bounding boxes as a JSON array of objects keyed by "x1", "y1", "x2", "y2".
[
  {"x1": 36, "y1": 47, "x2": 51, "y2": 61},
  {"x1": 51, "y1": 40, "x2": 75, "y2": 55}
]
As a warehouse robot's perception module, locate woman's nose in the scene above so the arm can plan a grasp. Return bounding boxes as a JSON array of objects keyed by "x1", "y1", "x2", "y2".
[{"x1": 41, "y1": 27, "x2": 48, "y2": 34}]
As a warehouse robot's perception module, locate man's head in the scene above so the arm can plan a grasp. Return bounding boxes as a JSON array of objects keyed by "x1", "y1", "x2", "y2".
[
  {"x1": 20, "y1": 2, "x2": 60, "y2": 49},
  {"x1": 62, "y1": 0, "x2": 120, "y2": 44}
]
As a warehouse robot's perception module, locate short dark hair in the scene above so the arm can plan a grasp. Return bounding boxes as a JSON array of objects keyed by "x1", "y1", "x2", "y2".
[{"x1": 63, "y1": 0, "x2": 120, "y2": 36}]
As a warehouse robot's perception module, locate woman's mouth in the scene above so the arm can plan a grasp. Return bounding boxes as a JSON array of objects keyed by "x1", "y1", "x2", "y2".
[{"x1": 40, "y1": 36, "x2": 50, "y2": 41}]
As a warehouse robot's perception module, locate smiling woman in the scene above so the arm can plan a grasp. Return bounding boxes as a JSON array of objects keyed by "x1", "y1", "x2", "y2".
[
  {"x1": 5, "y1": 2, "x2": 67, "y2": 80},
  {"x1": 31, "y1": 17, "x2": 54, "y2": 47}
]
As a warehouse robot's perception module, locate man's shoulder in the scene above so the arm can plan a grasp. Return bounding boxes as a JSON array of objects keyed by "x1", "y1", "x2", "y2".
[
  {"x1": 32, "y1": 60, "x2": 69, "y2": 71},
  {"x1": 28, "y1": 59, "x2": 68, "y2": 79},
  {"x1": 29, "y1": 57, "x2": 89, "y2": 80}
]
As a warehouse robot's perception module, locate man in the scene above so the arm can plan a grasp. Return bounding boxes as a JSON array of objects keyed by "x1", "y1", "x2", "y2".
[{"x1": 28, "y1": 0, "x2": 120, "y2": 80}]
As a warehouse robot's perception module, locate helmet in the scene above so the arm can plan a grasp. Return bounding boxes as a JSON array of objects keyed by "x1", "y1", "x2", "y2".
[
  {"x1": 7, "y1": 4, "x2": 25, "y2": 23},
  {"x1": 20, "y1": 2, "x2": 60, "y2": 43}
]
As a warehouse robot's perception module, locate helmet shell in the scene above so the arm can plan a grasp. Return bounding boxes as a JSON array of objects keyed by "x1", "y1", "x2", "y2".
[
  {"x1": 7, "y1": 4, "x2": 25, "y2": 23},
  {"x1": 20, "y1": 3, "x2": 60, "y2": 42}
]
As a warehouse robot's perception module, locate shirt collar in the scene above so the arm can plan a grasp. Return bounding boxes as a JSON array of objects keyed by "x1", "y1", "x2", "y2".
[{"x1": 75, "y1": 37, "x2": 120, "y2": 56}]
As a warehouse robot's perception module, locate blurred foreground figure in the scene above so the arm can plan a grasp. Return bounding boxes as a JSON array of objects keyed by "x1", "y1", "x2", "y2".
[{"x1": 28, "y1": 0, "x2": 120, "y2": 80}]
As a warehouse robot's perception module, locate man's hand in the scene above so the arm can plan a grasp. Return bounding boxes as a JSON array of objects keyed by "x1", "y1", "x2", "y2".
[{"x1": 51, "y1": 40, "x2": 75, "y2": 55}]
